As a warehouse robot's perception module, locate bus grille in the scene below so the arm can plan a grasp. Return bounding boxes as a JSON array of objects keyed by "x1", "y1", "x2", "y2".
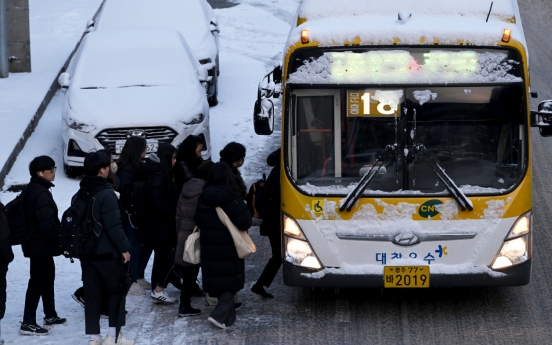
[{"x1": 95, "y1": 127, "x2": 178, "y2": 155}]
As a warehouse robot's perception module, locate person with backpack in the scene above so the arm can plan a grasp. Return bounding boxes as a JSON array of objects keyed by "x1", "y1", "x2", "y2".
[
  {"x1": 174, "y1": 134, "x2": 204, "y2": 191},
  {"x1": 174, "y1": 160, "x2": 214, "y2": 316},
  {"x1": 219, "y1": 142, "x2": 247, "y2": 199},
  {"x1": 78, "y1": 151, "x2": 133, "y2": 345},
  {"x1": 195, "y1": 162, "x2": 252, "y2": 329},
  {"x1": 116, "y1": 136, "x2": 151, "y2": 296},
  {"x1": 142, "y1": 144, "x2": 179, "y2": 304},
  {"x1": 0, "y1": 203, "x2": 14, "y2": 344},
  {"x1": 19, "y1": 155, "x2": 66, "y2": 336},
  {"x1": 251, "y1": 148, "x2": 282, "y2": 299}
]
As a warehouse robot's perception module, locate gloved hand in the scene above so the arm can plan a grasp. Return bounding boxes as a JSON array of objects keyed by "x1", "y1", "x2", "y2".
[{"x1": 251, "y1": 217, "x2": 263, "y2": 226}]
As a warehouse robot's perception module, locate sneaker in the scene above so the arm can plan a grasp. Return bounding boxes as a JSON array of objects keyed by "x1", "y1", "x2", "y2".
[
  {"x1": 207, "y1": 316, "x2": 226, "y2": 329},
  {"x1": 151, "y1": 290, "x2": 177, "y2": 304},
  {"x1": 178, "y1": 306, "x2": 201, "y2": 317},
  {"x1": 103, "y1": 332, "x2": 134, "y2": 345},
  {"x1": 71, "y1": 293, "x2": 85, "y2": 308},
  {"x1": 136, "y1": 278, "x2": 151, "y2": 290},
  {"x1": 43, "y1": 316, "x2": 67, "y2": 329},
  {"x1": 19, "y1": 323, "x2": 50, "y2": 336},
  {"x1": 251, "y1": 284, "x2": 274, "y2": 298},
  {"x1": 88, "y1": 336, "x2": 103, "y2": 345},
  {"x1": 234, "y1": 302, "x2": 243, "y2": 311},
  {"x1": 128, "y1": 282, "x2": 145, "y2": 296}
]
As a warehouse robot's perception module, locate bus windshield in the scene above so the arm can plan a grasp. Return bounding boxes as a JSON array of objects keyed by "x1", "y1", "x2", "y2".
[{"x1": 288, "y1": 84, "x2": 526, "y2": 196}]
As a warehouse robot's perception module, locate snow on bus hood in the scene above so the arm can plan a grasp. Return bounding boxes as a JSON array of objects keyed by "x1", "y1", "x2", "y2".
[{"x1": 65, "y1": 84, "x2": 207, "y2": 129}]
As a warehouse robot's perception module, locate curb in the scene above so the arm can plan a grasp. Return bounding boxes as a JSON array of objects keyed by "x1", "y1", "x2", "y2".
[{"x1": 0, "y1": 0, "x2": 105, "y2": 190}]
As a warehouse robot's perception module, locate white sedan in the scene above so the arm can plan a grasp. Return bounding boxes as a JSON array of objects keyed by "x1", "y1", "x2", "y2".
[
  {"x1": 93, "y1": 0, "x2": 220, "y2": 106},
  {"x1": 59, "y1": 28, "x2": 211, "y2": 176}
]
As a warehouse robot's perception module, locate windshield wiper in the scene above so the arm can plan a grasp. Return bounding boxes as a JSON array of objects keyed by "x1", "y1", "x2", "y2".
[
  {"x1": 413, "y1": 145, "x2": 473, "y2": 211},
  {"x1": 339, "y1": 144, "x2": 396, "y2": 212},
  {"x1": 118, "y1": 85, "x2": 153, "y2": 88}
]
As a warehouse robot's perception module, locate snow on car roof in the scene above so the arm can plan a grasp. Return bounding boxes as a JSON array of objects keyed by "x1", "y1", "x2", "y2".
[
  {"x1": 95, "y1": 0, "x2": 217, "y2": 61},
  {"x1": 72, "y1": 28, "x2": 199, "y2": 89},
  {"x1": 288, "y1": 0, "x2": 526, "y2": 50}
]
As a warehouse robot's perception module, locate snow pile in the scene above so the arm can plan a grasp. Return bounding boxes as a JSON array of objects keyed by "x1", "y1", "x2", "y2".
[
  {"x1": 298, "y1": 183, "x2": 509, "y2": 196},
  {"x1": 413, "y1": 90, "x2": 438, "y2": 105},
  {"x1": 288, "y1": 50, "x2": 522, "y2": 84}
]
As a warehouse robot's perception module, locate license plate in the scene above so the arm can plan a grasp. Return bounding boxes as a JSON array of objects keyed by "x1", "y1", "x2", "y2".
[
  {"x1": 115, "y1": 139, "x2": 158, "y2": 154},
  {"x1": 384, "y1": 266, "x2": 430, "y2": 288}
]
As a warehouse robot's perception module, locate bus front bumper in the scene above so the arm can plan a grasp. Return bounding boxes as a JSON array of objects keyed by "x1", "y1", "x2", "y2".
[{"x1": 283, "y1": 259, "x2": 531, "y2": 288}]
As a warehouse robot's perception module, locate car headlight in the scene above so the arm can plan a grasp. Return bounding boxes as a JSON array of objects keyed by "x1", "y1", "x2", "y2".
[
  {"x1": 182, "y1": 114, "x2": 205, "y2": 125},
  {"x1": 283, "y1": 215, "x2": 323, "y2": 270},
  {"x1": 491, "y1": 212, "x2": 531, "y2": 270},
  {"x1": 66, "y1": 118, "x2": 95, "y2": 133}
]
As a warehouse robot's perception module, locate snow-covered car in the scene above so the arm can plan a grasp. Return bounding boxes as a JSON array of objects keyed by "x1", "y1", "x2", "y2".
[
  {"x1": 92, "y1": 0, "x2": 220, "y2": 106},
  {"x1": 58, "y1": 28, "x2": 211, "y2": 176}
]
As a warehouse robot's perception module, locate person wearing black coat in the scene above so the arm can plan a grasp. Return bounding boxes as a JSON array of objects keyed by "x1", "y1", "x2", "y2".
[
  {"x1": 194, "y1": 162, "x2": 252, "y2": 328},
  {"x1": 251, "y1": 148, "x2": 282, "y2": 299},
  {"x1": 0, "y1": 202, "x2": 14, "y2": 344},
  {"x1": 174, "y1": 134, "x2": 204, "y2": 191},
  {"x1": 219, "y1": 142, "x2": 247, "y2": 199},
  {"x1": 19, "y1": 156, "x2": 66, "y2": 336},
  {"x1": 78, "y1": 151, "x2": 133, "y2": 345},
  {"x1": 142, "y1": 144, "x2": 179, "y2": 304}
]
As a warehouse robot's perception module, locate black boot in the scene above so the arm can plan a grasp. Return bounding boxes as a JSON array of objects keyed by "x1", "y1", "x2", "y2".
[{"x1": 251, "y1": 284, "x2": 274, "y2": 298}]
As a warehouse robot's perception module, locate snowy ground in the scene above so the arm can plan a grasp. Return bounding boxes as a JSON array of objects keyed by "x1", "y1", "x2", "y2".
[{"x1": 0, "y1": 0, "x2": 299, "y2": 343}]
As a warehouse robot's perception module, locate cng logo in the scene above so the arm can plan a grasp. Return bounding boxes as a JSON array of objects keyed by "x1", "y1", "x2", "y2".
[{"x1": 419, "y1": 200, "x2": 443, "y2": 218}]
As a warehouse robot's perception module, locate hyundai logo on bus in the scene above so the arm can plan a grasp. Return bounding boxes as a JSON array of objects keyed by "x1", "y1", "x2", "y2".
[
  {"x1": 126, "y1": 130, "x2": 146, "y2": 138},
  {"x1": 418, "y1": 200, "x2": 443, "y2": 218}
]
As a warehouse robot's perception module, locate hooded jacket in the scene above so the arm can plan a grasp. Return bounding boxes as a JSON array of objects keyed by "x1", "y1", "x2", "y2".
[
  {"x1": 21, "y1": 176, "x2": 62, "y2": 258},
  {"x1": 174, "y1": 178, "x2": 204, "y2": 268},
  {"x1": 194, "y1": 185, "x2": 252, "y2": 294},
  {"x1": 78, "y1": 176, "x2": 130, "y2": 260}
]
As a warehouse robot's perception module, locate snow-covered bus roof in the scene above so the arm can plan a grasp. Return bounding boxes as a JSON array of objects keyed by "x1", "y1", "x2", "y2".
[{"x1": 287, "y1": 0, "x2": 527, "y2": 51}]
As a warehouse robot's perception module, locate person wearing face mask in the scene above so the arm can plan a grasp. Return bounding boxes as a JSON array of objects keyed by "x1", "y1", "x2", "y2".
[
  {"x1": 141, "y1": 144, "x2": 180, "y2": 304},
  {"x1": 174, "y1": 135, "x2": 204, "y2": 191},
  {"x1": 19, "y1": 156, "x2": 66, "y2": 336}
]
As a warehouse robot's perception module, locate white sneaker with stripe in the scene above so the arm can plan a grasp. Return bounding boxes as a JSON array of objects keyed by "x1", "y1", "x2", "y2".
[{"x1": 150, "y1": 290, "x2": 177, "y2": 304}]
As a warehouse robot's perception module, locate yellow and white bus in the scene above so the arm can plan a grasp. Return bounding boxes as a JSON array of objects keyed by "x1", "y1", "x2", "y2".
[{"x1": 253, "y1": 0, "x2": 552, "y2": 288}]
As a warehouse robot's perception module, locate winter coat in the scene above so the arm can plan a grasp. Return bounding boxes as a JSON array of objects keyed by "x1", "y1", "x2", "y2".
[
  {"x1": 141, "y1": 155, "x2": 179, "y2": 248},
  {"x1": 116, "y1": 162, "x2": 141, "y2": 213},
  {"x1": 194, "y1": 185, "x2": 252, "y2": 294},
  {"x1": 0, "y1": 203, "x2": 14, "y2": 264},
  {"x1": 174, "y1": 178, "x2": 205, "y2": 268},
  {"x1": 260, "y1": 148, "x2": 281, "y2": 236},
  {"x1": 78, "y1": 176, "x2": 130, "y2": 260},
  {"x1": 21, "y1": 177, "x2": 62, "y2": 258}
]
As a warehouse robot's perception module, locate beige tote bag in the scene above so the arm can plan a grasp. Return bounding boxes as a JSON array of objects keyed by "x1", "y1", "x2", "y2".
[
  {"x1": 183, "y1": 226, "x2": 201, "y2": 264},
  {"x1": 215, "y1": 207, "x2": 256, "y2": 259}
]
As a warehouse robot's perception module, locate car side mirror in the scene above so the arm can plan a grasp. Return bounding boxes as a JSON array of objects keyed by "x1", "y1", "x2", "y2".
[
  {"x1": 253, "y1": 98, "x2": 275, "y2": 135},
  {"x1": 58, "y1": 72, "x2": 71, "y2": 88},
  {"x1": 532, "y1": 100, "x2": 552, "y2": 137}
]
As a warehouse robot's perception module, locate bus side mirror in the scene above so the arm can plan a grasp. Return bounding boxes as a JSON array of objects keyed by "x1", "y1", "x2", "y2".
[
  {"x1": 253, "y1": 98, "x2": 274, "y2": 135},
  {"x1": 532, "y1": 100, "x2": 552, "y2": 137}
]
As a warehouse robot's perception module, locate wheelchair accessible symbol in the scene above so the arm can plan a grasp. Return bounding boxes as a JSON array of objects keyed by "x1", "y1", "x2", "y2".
[{"x1": 312, "y1": 200, "x2": 324, "y2": 215}]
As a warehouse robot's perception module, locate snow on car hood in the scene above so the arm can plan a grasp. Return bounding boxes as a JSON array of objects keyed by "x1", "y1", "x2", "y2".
[{"x1": 65, "y1": 84, "x2": 207, "y2": 129}]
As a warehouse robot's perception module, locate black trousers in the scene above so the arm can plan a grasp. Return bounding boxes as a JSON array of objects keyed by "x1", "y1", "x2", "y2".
[
  {"x1": 209, "y1": 291, "x2": 236, "y2": 327},
  {"x1": 256, "y1": 231, "x2": 282, "y2": 288},
  {"x1": 178, "y1": 266, "x2": 200, "y2": 308},
  {"x1": 0, "y1": 263, "x2": 7, "y2": 320},
  {"x1": 81, "y1": 259, "x2": 125, "y2": 335},
  {"x1": 151, "y1": 243, "x2": 174, "y2": 289},
  {"x1": 23, "y1": 257, "x2": 57, "y2": 324}
]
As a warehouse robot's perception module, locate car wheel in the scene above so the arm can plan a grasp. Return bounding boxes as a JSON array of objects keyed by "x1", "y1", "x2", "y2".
[
  {"x1": 208, "y1": 78, "x2": 218, "y2": 106},
  {"x1": 64, "y1": 164, "x2": 82, "y2": 178}
]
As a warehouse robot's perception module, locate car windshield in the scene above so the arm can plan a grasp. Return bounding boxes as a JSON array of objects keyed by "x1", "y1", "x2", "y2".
[{"x1": 288, "y1": 85, "x2": 527, "y2": 196}]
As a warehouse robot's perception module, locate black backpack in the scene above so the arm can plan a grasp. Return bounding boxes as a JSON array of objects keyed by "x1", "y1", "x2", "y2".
[
  {"x1": 246, "y1": 174, "x2": 267, "y2": 219},
  {"x1": 60, "y1": 186, "x2": 107, "y2": 262},
  {"x1": 4, "y1": 191, "x2": 30, "y2": 246}
]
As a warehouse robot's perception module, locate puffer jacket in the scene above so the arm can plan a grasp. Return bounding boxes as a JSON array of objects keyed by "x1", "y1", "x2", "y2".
[
  {"x1": 260, "y1": 148, "x2": 281, "y2": 236},
  {"x1": 194, "y1": 185, "x2": 252, "y2": 294},
  {"x1": 116, "y1": 162, "x2": 141, "y2": 213},
  {"x1": 174, "y1": 178, "x2": 205, "y2": 267},
  {"x1": 21, "y1": 177, "x2": 62, "y2": 258},
  {"x1": 78, "y1": 176, "x2": 130, "y2": 260},
  {"x1": 0, "y1": 203, "x2": 14, "y2": 264}
]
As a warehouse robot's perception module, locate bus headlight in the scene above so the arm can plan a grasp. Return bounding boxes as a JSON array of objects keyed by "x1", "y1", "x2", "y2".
[
  {"x1": 283, "y1": 215, "x2": 323, "y2": 271},
  {"x1": 491, "y1": 212, "x2": 531, "y2": 270}
]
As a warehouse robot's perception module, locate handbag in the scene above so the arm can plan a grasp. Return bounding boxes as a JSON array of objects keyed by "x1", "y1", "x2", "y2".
[
  {"x1": 215, "y1": 207, "x2": 256, "y2": 259},
  {"x1": 183, "y1": 226, "x2": 201, "y2": 264}
]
